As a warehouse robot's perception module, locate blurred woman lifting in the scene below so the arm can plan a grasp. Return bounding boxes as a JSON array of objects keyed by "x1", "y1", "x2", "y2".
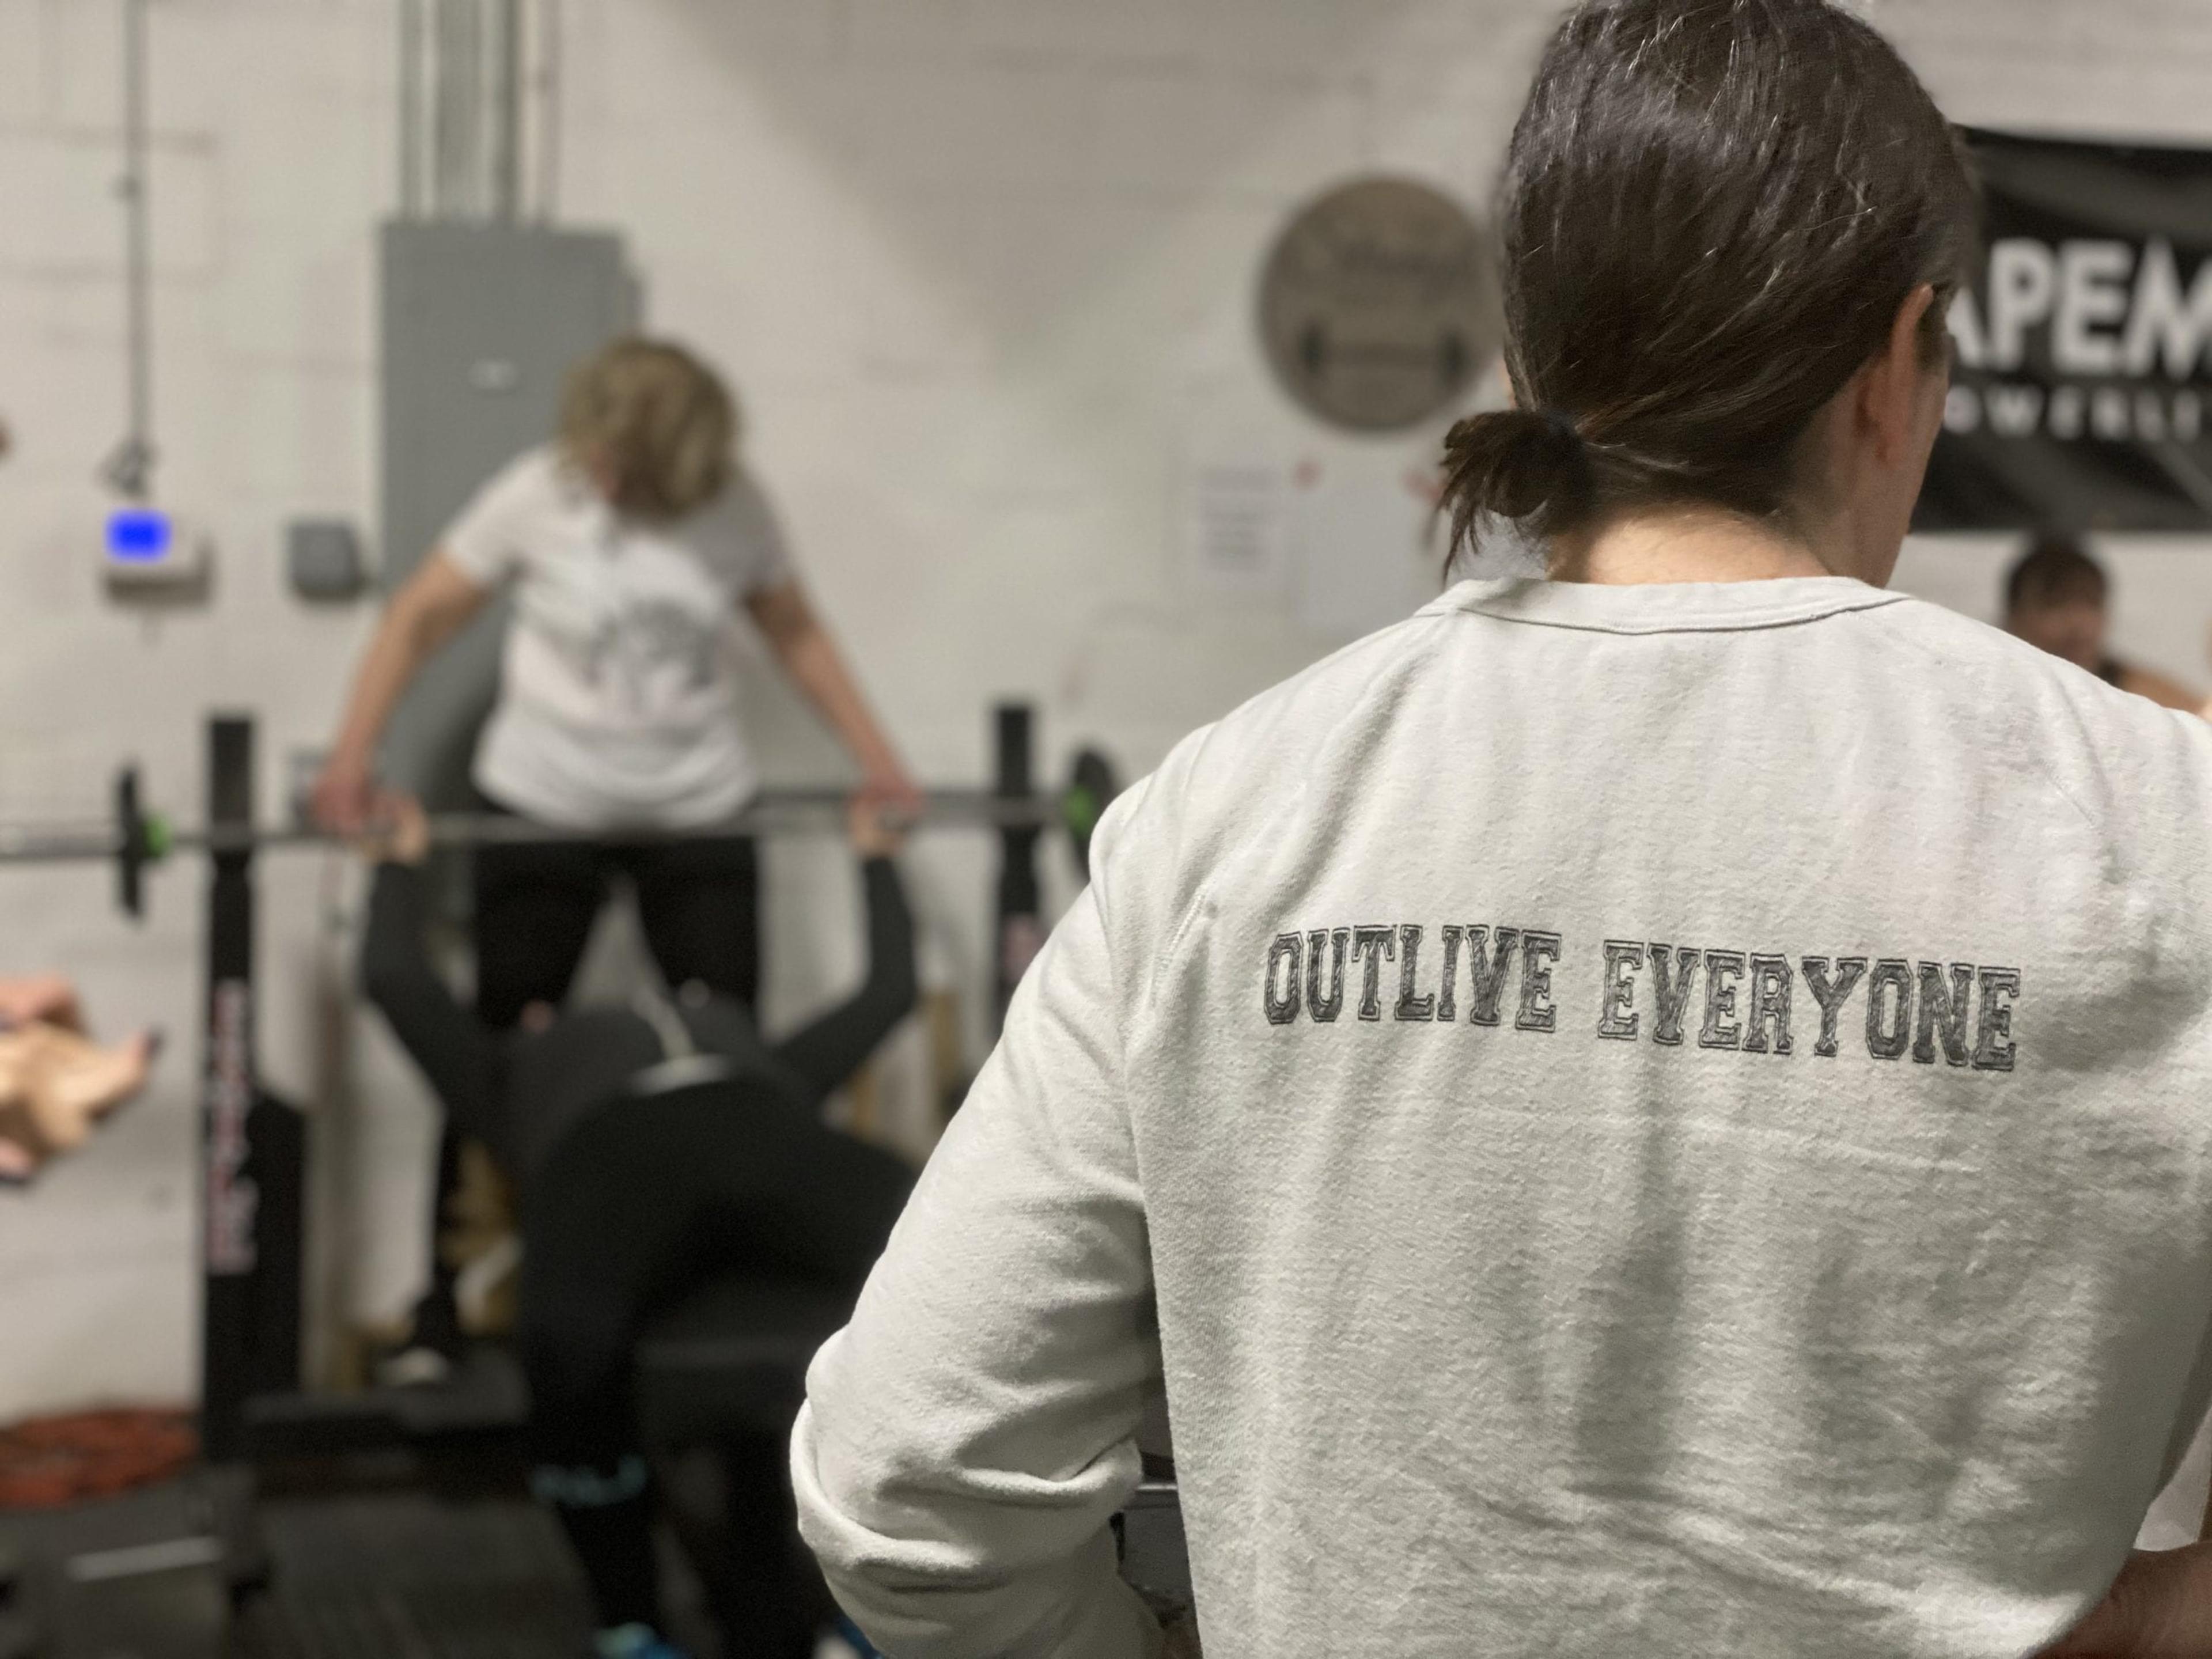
[{"x1": 314, "y1": 339, "x2": 918, "y2": 1365}]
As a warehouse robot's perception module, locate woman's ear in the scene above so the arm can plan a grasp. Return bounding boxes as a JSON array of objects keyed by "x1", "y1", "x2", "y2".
[{"x1": 1859, "y1": 283, "x2": 1942, "y2": 467}]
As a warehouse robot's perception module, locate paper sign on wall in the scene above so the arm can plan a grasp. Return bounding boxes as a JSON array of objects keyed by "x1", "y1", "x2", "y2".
[{"x1": 1183, "y1": 460, "x2": 1290, "y2": 592}]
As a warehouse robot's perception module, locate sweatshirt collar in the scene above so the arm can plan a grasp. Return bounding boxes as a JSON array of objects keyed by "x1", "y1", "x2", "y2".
[{"x1": 1425, "y1": 575, "x2": 1912, "y2": 637}]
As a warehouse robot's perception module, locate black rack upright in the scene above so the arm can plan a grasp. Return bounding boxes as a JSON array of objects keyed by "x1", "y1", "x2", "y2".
[{"x1": 198, "y1": 715, "x2": 304, "y2": 1463}]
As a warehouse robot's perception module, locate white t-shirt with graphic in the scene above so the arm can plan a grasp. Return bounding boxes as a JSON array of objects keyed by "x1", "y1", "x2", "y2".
[{"x1": 441, "y1": 444, "x2": 792, "y2": 831}]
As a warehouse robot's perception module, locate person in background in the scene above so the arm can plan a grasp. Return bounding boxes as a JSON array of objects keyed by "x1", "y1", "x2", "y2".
[
  {"x1": 2003, "y1": 533, "x2": 2210, "y2": 713},
  {"x1": 358, "y1": 793, "x2": 915, "y2": 1659},
  {"x1": 0, "y1": 976, "x2": 156, "y2": 1183},
  {"x1": 311, "y1": 338, "x2": 919, "y2": 1373}
]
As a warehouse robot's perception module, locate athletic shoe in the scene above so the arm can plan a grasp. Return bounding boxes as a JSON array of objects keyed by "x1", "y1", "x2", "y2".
[
  {"x1": 373, "y1": 1286, "x2": 463, "y2": 1388},
  {"x1": 592, "y1": 1623, "x2": 690, "y2": 1659},
  {"x1": 372, "y1": 1344, "x2": 453, "y2": 1388}
]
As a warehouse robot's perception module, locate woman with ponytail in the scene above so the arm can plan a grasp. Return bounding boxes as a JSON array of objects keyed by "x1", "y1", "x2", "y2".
[{"x1": 797, "y1": 5, "x2": 2212, "y2": 1657}]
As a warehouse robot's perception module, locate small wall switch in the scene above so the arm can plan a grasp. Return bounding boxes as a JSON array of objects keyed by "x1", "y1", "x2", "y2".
[{"x1": 287, "y1": 520, "x2": 368, "y2": 601}]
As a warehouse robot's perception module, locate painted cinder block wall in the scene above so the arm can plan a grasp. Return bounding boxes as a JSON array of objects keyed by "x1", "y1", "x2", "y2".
[{"x1": 0, "y1": 0, "x2": 2207, "y2": 1440}]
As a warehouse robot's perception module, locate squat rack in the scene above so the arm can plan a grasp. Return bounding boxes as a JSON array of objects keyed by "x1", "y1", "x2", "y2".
[{"x1": 174, "y1": 702, "x2": 1090, "y2": 1463}]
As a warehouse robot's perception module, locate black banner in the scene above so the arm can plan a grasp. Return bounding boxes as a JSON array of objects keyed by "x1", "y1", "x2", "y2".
[{"x1": 1918, "y1": 129, "x2": 2212, "y2": 532}]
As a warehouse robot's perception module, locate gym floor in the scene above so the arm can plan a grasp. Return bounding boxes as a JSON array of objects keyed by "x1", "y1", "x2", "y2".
[
  {"x1": 237, "y1": 1491, "x2": 596, "y2": 1659},
  {"x1": 1, "y1": 1476, "x2": 748, "y2": 1659}
]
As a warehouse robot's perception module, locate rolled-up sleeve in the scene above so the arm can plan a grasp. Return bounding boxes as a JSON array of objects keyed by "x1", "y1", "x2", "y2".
[{"x1": 791, "y1": 800, "x2": 1164, "y2": 1659}]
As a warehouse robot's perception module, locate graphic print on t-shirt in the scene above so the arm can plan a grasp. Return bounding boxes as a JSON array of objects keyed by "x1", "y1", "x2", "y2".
[
  {"x1": 508, "y1": 518, "x2": 734, "y2": 727},
  {"x1": 1262, "y1": 923, "x2": 2020, "y2": 1071},
  {"x1": 585, "y1": 592, "x2": 725, "y2": 718},
  {"x1": 443, "y1": 445, "x2": 793, "y2": 827}
]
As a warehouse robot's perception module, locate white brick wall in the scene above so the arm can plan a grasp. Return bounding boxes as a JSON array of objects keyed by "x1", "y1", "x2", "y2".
[{"x1": 1, "y1": 0, "x2": 2211, "y2": 1422}]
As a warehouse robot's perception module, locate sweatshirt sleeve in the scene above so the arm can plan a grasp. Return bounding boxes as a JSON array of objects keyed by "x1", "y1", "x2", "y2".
[{"x1": 791, "y1": 816, "x2": 1164, "y2": 1659}]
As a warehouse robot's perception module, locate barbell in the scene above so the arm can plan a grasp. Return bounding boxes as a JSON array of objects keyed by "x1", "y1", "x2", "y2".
[{"x1": 0, "y1": 750, "x2": 1122, "y2": 921}]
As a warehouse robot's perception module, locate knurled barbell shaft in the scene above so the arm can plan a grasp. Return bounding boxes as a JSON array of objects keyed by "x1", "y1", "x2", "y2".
[
  {"x1": 0, "y1": 828, "x2": 115, "y2": 863},
  {"x1": 0, "y1": 786, "x2": 1070, "y2": 869}
]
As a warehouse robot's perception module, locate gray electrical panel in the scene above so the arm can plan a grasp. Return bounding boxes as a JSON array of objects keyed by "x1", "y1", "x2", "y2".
[{"x1": 377, "y1": 219, "x2": 638, "y2": 805}]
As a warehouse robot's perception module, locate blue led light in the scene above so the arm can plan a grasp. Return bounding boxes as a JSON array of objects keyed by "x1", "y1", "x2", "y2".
[{"x1": 107, "y1": 509, "x2": 173, "y2": 563}]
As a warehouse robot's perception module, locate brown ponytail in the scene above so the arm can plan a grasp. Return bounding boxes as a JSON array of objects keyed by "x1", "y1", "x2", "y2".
[
  {"x1": 1440, "y1": 408, "x2": 1594, "y2": 556},
  {"x1": 1442, "y1": 0, "x2": 1975, "y2": 569}
]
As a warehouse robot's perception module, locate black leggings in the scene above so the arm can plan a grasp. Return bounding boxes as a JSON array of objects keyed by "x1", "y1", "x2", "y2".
[
  {"x1": 519, "y1": 1079, "x2": 914, "y2": 1650},
  {"x1": 418, "y1": 830, "x2": 762, "y2": 1331},
  {"x1": 473, "y1": 831, "x2": 762, "y2": 1026}
]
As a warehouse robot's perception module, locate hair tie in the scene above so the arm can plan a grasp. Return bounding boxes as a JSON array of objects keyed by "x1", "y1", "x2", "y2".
[{"x1": 1540, "y1": 408, "x2": 1583, "y2": 445}]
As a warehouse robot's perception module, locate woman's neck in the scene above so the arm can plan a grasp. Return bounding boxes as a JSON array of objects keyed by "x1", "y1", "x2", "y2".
[{"x1": 1552, "y1": 506, "x2": 1866, "y2": 587}]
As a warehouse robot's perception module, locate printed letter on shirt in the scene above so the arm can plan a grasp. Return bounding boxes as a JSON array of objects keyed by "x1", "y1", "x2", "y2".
[
  {"x1": 1264, "y1": 933, "x2": 1303, "y2": 1025},
  {"x1": 1464, "y1": 928, "x2": 1521, "y2": 1027},
  {"x1": 1743, "y1": 955, "x2": 1794, "y2": 1056},
  {"x1": 1974, "y1": 967, "x2": 2021, "y2": 1072},
  {"x1": 1353, "y1": 926, "x2": 1397, "y2": 1022},
  {"x1": 1649, "y1": 944, "x2": 1700, "y2": 1046},
  {"x1": 1517, "y1": 933, "x2": 1562, "y2": 1033},
  {"x1": 1436, "y1": 926, "x2": 1463, "y2": 1023},
  {"x1": 1914, "y1": 961, "x2": 1975, "y2": 1067},
  {"x1": 1307, "y1": 929, "x2": 1350, "y2": 1023},
  {"x1": 1699, "y1": 950, "x2": 1747, "y2": 1050},
  {"x1": 1801, "y1": 957, "x2": 1867, "y2": 1059},
  {"x1": 1865, "y1": 959, "x2": 1912, "y2": 1060},
  {"x1": 1395, "y1": 925, "x2": 1437, "y2": 1022},
  {"x1": 1598, "y1": 941, "x2": 1644, "y2": 1041}
]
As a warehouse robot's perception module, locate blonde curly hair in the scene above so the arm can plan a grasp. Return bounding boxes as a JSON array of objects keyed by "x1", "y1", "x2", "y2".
[{"x1": 558, "y1": 337, "x2": 737, "y2": 521}]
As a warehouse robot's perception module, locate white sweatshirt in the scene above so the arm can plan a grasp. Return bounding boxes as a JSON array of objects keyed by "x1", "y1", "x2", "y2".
[{"x1": 794, "y1": 577, "x2": 2212, "y2": 1659}]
